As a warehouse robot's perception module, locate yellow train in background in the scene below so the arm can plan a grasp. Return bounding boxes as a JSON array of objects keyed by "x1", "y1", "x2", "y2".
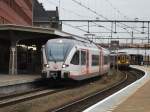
[{"x1": 110, "y1": 52, "x2": 130, "y2": 69}]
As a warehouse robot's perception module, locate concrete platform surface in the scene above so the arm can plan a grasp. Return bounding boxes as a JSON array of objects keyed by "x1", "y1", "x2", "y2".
[
  {"x1": 0, "y1": 74, "x2": 41, "y2": 87},
  {"x1": 83, "y1": 65, "x2": 150, "y2": 112},
  {"x1": 113, "y1": 66, "x2": 150, "y2": 112}
]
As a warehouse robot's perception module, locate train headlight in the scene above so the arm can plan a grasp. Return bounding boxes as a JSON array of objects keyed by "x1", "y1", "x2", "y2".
[
  {"x1": 62, "y1": 64, "x2": 69, "y2": 68},
  {"x1": 44, "y1": 64, "x2": 50, "y2": 68}
]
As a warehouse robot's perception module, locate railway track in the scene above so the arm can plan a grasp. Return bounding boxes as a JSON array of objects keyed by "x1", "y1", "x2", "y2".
[
  {"x1": 0, "y1": 77, "x2": 104, "y2": 108},
  {"x1": 50, "y1": 68, "x2": 144, "y2": 112},
  {"x1": 0, "y1": 79, "x2": 97, "y2": 108},
  {"x1": 0, "y1": 87, "x2": 67, "y2": 107},
  {"x1": 0, "y1": 87, "x2": 46, "y2": 100},
  {"x1": 0, "y1": 68, "x2": 144, "y2": 111}
]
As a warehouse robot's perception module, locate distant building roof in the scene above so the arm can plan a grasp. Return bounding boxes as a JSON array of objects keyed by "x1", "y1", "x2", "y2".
[{"x1": 33, "y1": 0, "x2": 59, "y2": 22}]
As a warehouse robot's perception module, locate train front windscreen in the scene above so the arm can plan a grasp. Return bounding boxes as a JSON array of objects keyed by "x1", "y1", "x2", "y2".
[{"x1": 46, "y1": 40, "x2": 74, "y2": 62}]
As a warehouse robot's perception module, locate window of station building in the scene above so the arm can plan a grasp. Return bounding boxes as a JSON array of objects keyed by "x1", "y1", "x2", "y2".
[
  {"x1": 71, "y1": 51, "x2": 79, "y2": 65},
  {"x1": 92, "y1": 55, "x2": 99, "y2": 66},
  {"x1": 81, "y1": 51, "x2": 86, "y2": 65},
  {"x1": 104, "y1": 55, "x2": 109, "y2": 64}
]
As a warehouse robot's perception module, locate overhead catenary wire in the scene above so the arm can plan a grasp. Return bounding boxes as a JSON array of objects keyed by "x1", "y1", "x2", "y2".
[
  {"x1": 44, "y1": 0, "x2": 89, "y2": 19},
  {"x1": 39, "y1": 0, "x2": 149, "y2": 43},
  {"x1": 62, "y1": 22, "x2": 87, "y2": 33},
  {"x1": 104, "y1": 0, "x2": 131, "y2": 20},
  {"x1": 43, "y1": 0, "x2": 112, "y2": 34},
  {"x1": 71, "y1": 0, "x2": 143, "y2": 35},
  {"x1": 42, "y1": 0, "x2": 136, "y2": 35}
]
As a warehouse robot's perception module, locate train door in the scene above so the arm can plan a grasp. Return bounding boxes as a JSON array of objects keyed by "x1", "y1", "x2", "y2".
[
  {"x1": 81, "y1": 50, "x2": 89, "y2": 75},
  {"x1": 70, "y1": 50, "x2": 81, "y2": 76},
  {"x1": 122, "y1": 55, "x2": 126, "y2": 63}
]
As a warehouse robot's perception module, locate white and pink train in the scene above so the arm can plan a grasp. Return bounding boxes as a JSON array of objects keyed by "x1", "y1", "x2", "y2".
[{"x1": 42, "y1": 38, "x2": 110, "y2": 80}]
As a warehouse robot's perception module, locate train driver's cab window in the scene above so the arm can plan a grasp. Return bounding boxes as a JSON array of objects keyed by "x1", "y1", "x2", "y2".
[{"x1": 71, "y1": 51, "x2": 79, "y2": 65}]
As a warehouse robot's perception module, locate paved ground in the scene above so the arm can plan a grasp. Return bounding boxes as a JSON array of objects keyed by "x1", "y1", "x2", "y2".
[
  {"x1": 0, "y1": 74, "x2": 41, "y2": 87},
  {"x1": 112, "y1": 66, "x2": 150, "y2": 112}
]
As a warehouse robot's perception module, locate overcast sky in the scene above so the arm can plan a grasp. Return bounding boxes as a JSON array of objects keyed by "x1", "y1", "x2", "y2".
[{"x1": 38, "y1": 0, "x2": 150, "y2": 43}]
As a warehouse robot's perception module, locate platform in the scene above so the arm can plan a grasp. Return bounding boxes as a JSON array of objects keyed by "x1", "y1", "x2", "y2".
[
  {"x1": 84, "y1": 65, "x2": 150, "y2": 112},
  {"x1": 112, "y1": 66, "x2": 150, "y2": 112},
  {"x1": 0, "y1": 74, "x2": 41, "y2": 87}
]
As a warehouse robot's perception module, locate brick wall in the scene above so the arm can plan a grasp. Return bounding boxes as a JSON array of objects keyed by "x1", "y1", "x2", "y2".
[{"x1": 0, "y1": 0, "x2": 32, "y2": 26}]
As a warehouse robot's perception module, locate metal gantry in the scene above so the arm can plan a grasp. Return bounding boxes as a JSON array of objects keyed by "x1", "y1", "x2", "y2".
[{"x1": 54, "y1": 19, "x2": 150, "y2": 44}]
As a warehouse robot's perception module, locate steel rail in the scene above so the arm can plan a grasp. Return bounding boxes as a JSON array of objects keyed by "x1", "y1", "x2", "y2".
[
  {"x1": 0, "y1": 87, "x2": 46, "y2": 100},
  {"x1": 51, "y1": 71, "x2": 128, "y2": 112},
  {"x1": 0, "y1": 88, "x2": 67, "y2": 107},
  {"x1": 51, "y1": 69, "x2": 144, "y2": 112}
]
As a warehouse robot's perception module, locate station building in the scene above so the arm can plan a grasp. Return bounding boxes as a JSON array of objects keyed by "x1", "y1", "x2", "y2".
[
  {"x1": 33, "y1": 0, "x2": 62, "y2": 30},
  {"x1": 0, "y1": 0, "x2": 32, "y2": 25},
  {"x1": 0, "y1": 0, "x2": 63, "y2": 75}
]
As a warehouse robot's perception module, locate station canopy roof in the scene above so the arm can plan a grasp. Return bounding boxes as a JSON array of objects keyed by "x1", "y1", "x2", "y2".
[{"x1": 0, "y1": 24, "x2": 73, "y2": 42}]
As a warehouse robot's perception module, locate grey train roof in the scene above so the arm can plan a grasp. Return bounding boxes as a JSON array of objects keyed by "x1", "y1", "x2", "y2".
[{"x1": 46, "y1": 38, "x2": 98, "y2": 48}]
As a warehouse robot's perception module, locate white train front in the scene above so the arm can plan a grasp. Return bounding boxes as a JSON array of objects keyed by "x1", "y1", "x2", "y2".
[{"x1": 42, "y1": 38, "x2": 110, "y2": 80}]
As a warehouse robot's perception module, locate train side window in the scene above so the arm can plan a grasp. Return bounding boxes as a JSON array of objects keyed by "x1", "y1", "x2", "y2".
[
  {"x1": 92, "y1": 55, "x2": 99, "y2": 66},
  {"x1": 71, "y1": 51, "x2": 79, "y2": 65},
  {"x1": 104, "y1": 56, "x2": 109, "y2": 64},
  {"x1": 81, "y1": 51, "x2": 86, "y2": 65}
]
